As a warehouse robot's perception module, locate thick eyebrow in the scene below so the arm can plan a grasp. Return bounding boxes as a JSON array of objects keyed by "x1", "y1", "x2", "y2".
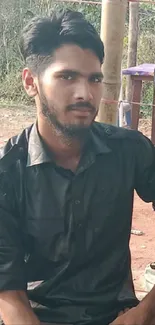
[{"x1": 54, "y1": 69, "x2": 104, "y2": 79}]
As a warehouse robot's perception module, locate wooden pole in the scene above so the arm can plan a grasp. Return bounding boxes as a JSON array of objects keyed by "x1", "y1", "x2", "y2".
[
  {"x1": 97, "y1": 0, "x2": 128, "y2": 125},
  {"x1": 126, "y1": 1, "x2": 139, "y2": 102},
  {"x1": 151, "y1": 69, "x2": 155, "y2": 144}
]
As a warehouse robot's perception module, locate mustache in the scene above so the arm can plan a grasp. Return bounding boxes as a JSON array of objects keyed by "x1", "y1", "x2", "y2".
[{"x1": 67, "y1": 102, "x2": 96, "y2": 112}]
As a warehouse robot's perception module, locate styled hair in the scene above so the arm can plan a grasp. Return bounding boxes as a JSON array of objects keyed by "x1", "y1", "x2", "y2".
[{"x1": 19, "y1": 9, "x2": 104, "y2": 74}]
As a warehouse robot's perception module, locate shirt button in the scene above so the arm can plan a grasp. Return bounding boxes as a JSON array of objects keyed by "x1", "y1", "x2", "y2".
[
  {"x1": 78, "y1": 223, "x2": 82, "y2": 228},
  {"x1": 75, "y1": 200, "x2": 80, "y2": 205}
]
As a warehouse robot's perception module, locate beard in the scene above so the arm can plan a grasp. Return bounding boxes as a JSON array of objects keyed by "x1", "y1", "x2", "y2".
[{"x1": 39, "y1": 91, "x2": 96, "y2": 141}]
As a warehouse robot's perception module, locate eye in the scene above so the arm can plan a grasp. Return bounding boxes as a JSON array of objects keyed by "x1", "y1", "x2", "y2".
[
  {"x1": 90, "y1": 76, "x2": 103, "y2": 83},
  {"x1": 60, "y1": 74, "x2": 74, "y2": 81}
]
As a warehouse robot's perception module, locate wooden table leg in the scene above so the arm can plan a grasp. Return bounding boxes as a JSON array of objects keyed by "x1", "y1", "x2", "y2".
[
  {"x1": 151, "y1": 87, "x2": 155, "y2": 144},
  {"x1": 131, "y1": 79, "x2": 142, "y2": 130}
]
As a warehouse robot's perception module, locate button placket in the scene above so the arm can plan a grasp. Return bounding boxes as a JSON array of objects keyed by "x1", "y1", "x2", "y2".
[
  {"x1": 75, "y1": 199, "x2": 80, "y2": 205},
  {"x1": 71, "y1": 175, "x2": 85, "y2": 259}
]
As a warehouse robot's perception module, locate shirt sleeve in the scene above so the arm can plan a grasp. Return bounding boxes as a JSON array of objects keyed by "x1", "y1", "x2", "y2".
[
  {"x1": 0, "y1": 170, "x2": 26, "y2": 291},
  {"x1": 134, "y1": 131, "x2": 155, "y2": 202}
]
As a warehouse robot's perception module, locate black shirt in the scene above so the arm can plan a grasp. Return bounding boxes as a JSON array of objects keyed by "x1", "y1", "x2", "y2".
[{"x1": 0, "y1": 122, "x2": 155, "y2": 324}]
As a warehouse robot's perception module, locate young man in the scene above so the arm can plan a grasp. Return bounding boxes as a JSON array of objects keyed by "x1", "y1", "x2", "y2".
[{"x1": 0, "y1": 9, "x2": 155, "y2": 325}]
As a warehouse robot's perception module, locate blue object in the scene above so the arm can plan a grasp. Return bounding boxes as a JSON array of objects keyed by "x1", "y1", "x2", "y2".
[{"x1": 125, "y1": 110, "x2": 131, "y2": 126}]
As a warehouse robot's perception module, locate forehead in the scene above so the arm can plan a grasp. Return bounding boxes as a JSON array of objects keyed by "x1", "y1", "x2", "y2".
[{"x1": 44, "y1": 44, "x2": 102, "y2": 75}]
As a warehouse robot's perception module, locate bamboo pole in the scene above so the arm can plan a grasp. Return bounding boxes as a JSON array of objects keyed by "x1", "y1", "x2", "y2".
[
  {"x1": 97, "y1": 0, "x2": 128, "y2": 125},
  {"x1": 126, "y1": 1, "x2": 139, "y2": 102}
]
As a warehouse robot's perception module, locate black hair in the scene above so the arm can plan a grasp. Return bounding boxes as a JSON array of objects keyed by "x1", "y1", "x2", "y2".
[{"x1": 20, "y1": 9, "x2": 104, "y2": 74}]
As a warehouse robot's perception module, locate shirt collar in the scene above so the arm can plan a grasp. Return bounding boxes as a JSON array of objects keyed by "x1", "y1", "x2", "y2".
[
  {"x1": 90, "y1": 122, "x2": 111, "y2": 155},
  {"x1": 26, "y1": 123, "x2": 51, "y2": 167},
  {"x1": 26, "y1": 122, "x2": 111, "y2": 167}
]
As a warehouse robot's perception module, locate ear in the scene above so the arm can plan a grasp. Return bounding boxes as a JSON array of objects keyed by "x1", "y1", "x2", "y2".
[{"x1": 22, "y1": 68, "x2": 38, "y2": 97}]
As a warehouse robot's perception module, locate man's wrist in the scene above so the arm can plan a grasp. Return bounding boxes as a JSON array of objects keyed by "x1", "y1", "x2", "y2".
[{"x1": 139, "y1": 288, "x2": 155, "y2": 320}]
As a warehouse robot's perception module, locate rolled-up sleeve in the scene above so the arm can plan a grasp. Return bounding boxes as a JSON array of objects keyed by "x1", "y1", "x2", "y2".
[
  {"x1": 0, "y1": 171, "x2": 26, "y2": 291},
  {"x1": 134, "y1": 132, "x2": 155, "y2": 202}
]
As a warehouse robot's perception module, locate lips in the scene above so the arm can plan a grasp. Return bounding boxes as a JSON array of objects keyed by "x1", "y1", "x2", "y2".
[
  {"x1": 72, "y1": 107, "x2": 93, "y2": 112},
  {"x1": 67, "y1": 102, "x2": 95, "y2": 113}
]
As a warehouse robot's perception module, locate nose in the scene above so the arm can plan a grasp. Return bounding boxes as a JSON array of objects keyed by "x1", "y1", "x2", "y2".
[{"x1": 74, "y1": 79, "x2": 93, "y2": 102}]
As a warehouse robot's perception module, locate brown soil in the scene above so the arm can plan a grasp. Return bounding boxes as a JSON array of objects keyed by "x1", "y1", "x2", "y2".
[{"x1": 0, "y1": 105, "x2": 155, "y2": 298}]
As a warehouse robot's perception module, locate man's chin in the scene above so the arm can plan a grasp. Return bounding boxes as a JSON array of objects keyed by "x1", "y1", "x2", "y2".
[
  {"x1": 45, "y1": 112, "x2": 93, "y2": 139},
  {"x1": 59, "y1": 122, "x2": 92, "y2": 139}
]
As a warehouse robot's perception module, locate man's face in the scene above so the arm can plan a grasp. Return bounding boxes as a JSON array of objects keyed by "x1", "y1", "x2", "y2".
[{"x1": 27, "y1": 44, "x2": 103, "y2": 138}]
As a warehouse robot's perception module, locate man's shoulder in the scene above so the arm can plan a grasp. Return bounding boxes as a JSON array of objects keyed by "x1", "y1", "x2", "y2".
[
  {"x1": 93, "y1": 121, "x2": 145, "y2": 141},
  {"x1": 0, "y1": 125, "x2": 33, "y2": 173},
  {"x1": 92, "y1": 122, "x2": 154, "y2": 158}
]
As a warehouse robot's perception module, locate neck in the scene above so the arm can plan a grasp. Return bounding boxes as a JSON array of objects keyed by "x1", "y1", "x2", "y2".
[{"x1": 37, "y1": 119, "x2": 86, "y2": 161}]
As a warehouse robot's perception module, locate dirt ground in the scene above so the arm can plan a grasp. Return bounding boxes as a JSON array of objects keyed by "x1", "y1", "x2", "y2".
[{"x1": 0, "y1": 105, "x2": 155, "y2": 299}]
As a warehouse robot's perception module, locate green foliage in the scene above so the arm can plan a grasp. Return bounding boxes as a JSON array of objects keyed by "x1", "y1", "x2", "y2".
[{"x1": 139, "y1": 3, "x2": 155, "y2": 33}]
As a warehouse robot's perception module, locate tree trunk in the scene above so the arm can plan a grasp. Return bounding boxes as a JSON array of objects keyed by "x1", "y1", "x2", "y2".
[
  {"x1": 97, "y1": 0, "x2": 128, "y2": 125},
  {"x1": 126, "y1": 2, "x2": 139, "y2": 102}
]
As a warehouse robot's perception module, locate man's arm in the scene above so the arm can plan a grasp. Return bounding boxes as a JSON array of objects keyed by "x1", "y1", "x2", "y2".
[
  {"x1": 110, "y1": 285, "x2": 155, "y2": 325},
  {"x1": 110, "y1": 132, "x2": 155, "y2": 324},
  {"x1": 134, "y1": 132, "x2": 155, "y2": 202},
  {"x1": 0, "y1": 290, "x2": 40, "y2": 325},
  {"x1": 0, "y1": 170, "x2": 40, "y2": 325}
]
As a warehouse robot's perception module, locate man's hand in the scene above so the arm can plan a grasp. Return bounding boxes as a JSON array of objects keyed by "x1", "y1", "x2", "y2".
[
  {"x1": 110, "y1": 304, "x2": 153, "y2": 325},
  {"x1": 111, "y1": 285, "x2": 155, "y2": 325},
  {"x1": 0, "y1": 290, "x2": 41, "y2": 325}
]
